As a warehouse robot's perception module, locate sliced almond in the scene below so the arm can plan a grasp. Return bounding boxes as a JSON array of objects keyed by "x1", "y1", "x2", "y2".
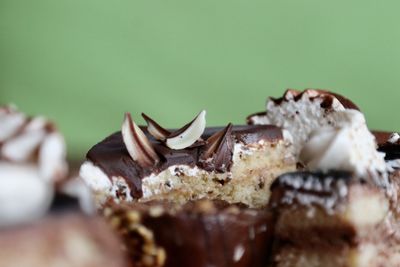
[
  {"x1": 122, "y1": 113, "x2": 159, "y2": 167},
  {"x1": 166, "y1": 110, "x2": 206, "y2": 150},
  {"x1": 142, "y1": 113, "x2": 171, "y2": 141}
]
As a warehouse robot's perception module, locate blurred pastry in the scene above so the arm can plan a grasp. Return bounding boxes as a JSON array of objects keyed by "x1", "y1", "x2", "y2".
[
  {"x1": 0, "y1": 105, "x2": 129, "y2": 267},
  {"x1": 0, "y1": 104, "x2": 68, "y2": 226}
]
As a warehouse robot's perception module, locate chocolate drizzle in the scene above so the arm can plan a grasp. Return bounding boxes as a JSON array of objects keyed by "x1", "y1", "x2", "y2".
[{"x1": 86, "y1": 125, "x2": 283, "y2": 198}]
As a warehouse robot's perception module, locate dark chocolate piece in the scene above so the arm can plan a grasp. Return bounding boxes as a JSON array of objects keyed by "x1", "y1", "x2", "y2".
[
  {"x1": 105, "y1": 200, "x2": 273, "y2": 267},
  {"x1": 372, "y1": 131, "x2": 400, "y2": 160},
  {"x1": 86, "y1": 125, "x2": 283, "y2": 199},
  {"x1": 199, "y1": 124, "x2": 234, "y2": 173}
]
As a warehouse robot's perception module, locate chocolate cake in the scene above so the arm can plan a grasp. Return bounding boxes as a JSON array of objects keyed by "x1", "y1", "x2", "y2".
[
  {"x1": 80, "y1": 111, "x2": 295, "y2": 208},
  {"x1": 74, "y1": 89, "x2": 399, "y2": 267},
  {"x1": 104, "y1": 199, "x2": 273, "y2": 267}
]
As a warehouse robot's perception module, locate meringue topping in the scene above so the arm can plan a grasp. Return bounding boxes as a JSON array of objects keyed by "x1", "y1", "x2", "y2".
[{"x1": 299, "y1": 110, "x2": 387, "y2": 186}]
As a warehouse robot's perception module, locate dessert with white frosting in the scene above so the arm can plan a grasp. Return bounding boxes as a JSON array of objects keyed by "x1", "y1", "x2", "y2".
[
  {"x1": 0, "y1": 105, "x2": 68, "y2": 226},
  {"x1": 247, "y1": 89, "x2": 360, "y2": 156},
  {"x1": 0, "y1": 105, "x2": 129, "y2": 267},
  {"x1": 80, "y1": 111, "x2": 296, "y2": 208}
]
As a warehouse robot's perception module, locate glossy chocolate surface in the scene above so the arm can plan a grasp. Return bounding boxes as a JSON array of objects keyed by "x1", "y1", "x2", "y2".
[
  {"x1": 107, "y1": 200, "x2": 273, "y2": 267},
  {"x1": 86, "y1": 125, "x2": 283, "y2": 198}
]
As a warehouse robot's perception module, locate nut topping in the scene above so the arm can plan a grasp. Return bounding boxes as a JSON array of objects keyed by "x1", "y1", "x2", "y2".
[
  {"x1": 166, "y1": 110, "x2": 206, "y2": 150},
  {"x1": 142, "y1": 113, "x2": 171, "y2": 141},
  {"x1": 122, "y1": 113, "x2": 160, "y2": 167}
]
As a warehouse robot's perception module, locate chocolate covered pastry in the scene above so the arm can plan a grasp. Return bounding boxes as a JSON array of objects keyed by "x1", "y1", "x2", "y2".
[
  {"x1": 80, "y1": 111, "x2": 295, "y2": 208},
  {"x1": 104, "y1": 199, "x2": 273, "y2": 267},
  {"x1": 75, "y1": 89, "x2": 399, "y2": 267}
]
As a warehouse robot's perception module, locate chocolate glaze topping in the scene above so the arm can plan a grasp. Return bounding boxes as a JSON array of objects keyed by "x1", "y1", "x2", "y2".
[{"x1": 87, "y1": 125, "x2": 283, "y2": 198}]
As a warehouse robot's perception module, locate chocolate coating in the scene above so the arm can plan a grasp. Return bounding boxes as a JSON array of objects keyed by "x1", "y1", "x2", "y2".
[
  {"x1": 372, "y1": 131, "x2": 400, "y2": 160},
  {"x1": 106, "y1": 200, "x2": 273, "y2": 267},
  {"x1": 86, "y1": 125, "x2": 283, "y2": 198}
]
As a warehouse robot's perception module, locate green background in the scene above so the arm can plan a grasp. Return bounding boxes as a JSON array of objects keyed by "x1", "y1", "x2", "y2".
[{"x1": 1, "y1": 0, "x2": 399, "y2": 160}]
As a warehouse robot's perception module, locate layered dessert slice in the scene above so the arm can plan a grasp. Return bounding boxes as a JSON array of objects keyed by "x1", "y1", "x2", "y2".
[
  {"x1": 269, "y1": 170, "x2": 397, "y2": 267},
  {"x1": 104, "y1": 199, "x2": 273, "y2": 267},
  {"x1": 80, "y1": 111, "x2": 295, "y2": 208},
  {"x1": 265, "y1": 91, "x2": 398, "y2": 266}
]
